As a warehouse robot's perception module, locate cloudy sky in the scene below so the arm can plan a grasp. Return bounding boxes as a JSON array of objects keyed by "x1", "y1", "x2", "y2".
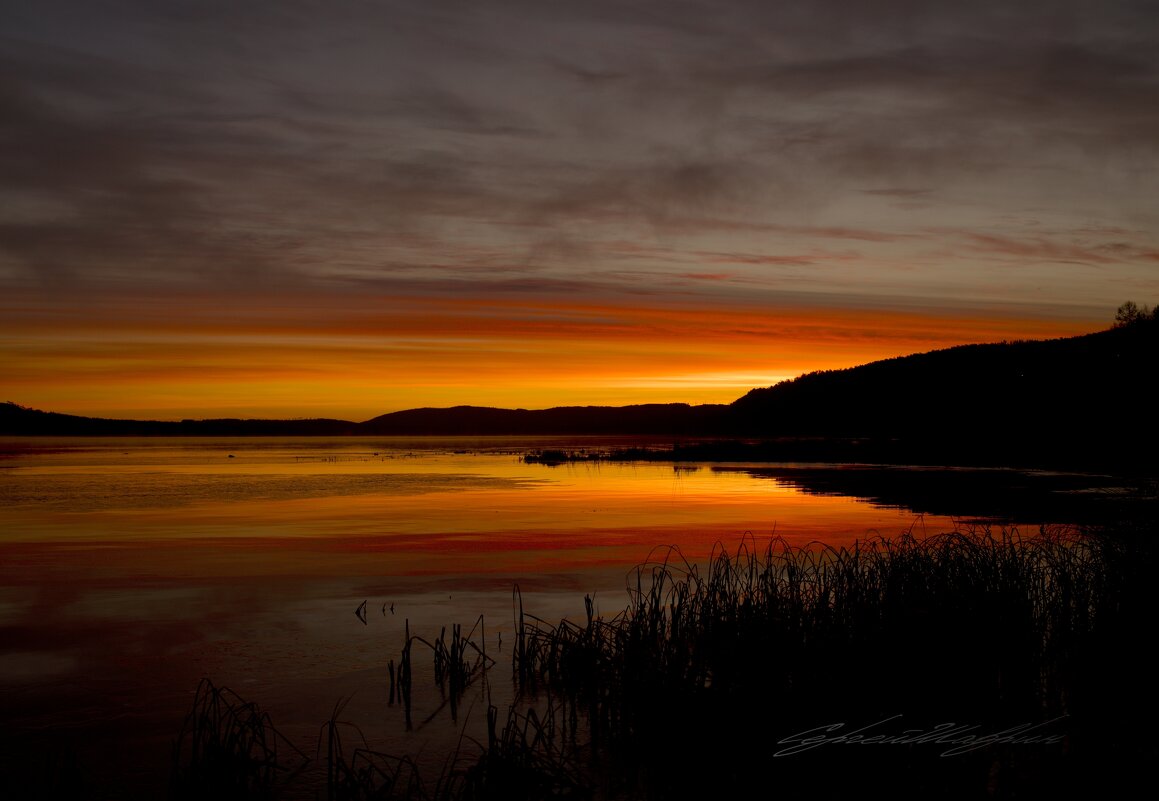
[{"x1": 2, "y1": 0, "x2": 1157, "y2": 419}]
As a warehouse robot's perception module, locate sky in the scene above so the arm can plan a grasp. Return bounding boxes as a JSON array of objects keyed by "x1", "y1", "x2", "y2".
[{"x1": 2, "y1": 0, "x2": 1157, "y2": 421}]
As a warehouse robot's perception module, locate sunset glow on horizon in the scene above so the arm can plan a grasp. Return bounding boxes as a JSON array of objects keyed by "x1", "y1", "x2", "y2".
[
  {"x1": 3, "y1": 289, "x2": 1099, "y2": 420},
  {"x1": 2, "y1": 1, "x2": 1156, "y2": 420}
]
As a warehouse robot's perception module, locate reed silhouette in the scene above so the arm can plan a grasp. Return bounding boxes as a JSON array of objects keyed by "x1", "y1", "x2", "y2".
[
  {"x1": 505, "y1": 526, "x2": 1158, "y2": 800},
  {"x1": 171, "y1": 678, "x2": 308, "y2": 800},
  {"x1": 167, "y1": 521, "x2": 1158, "y2": 800}
]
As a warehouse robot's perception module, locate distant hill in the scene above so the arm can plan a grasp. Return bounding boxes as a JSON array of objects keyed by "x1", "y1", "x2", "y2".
[
  {"x1": 728, "y1": 318, "x2": 1159, "y2": 469},
  {"x1": 0, "y1": 401, "x2": 724, "y2": 438},
  {"x1": 359, "y1": 404, "x2": 726, "y2": 436},
  {"x1": 0, "y1": 405, "x2": 359, "y2": 437},
  {"x1": 4, "y1": 319, "x2": 1156, "y2": 469}
]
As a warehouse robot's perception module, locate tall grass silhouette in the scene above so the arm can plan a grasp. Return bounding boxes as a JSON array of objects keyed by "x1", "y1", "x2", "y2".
[
  {"x1": 510, "y1": 526, "x2": 1157, "y2": 799},
  {"x1": 171, "y1": 678, "x2": 308, "y2": 799},
  {"x1": 171, "y1": 523, "x2": 1157, "y2": 799}
]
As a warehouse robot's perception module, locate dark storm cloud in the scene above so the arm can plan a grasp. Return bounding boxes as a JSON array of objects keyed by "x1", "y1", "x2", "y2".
[
  {"x1": 0, "y1": 42, "x2": 526, "y2": 290},
  {"x1": 1, "y1": 0, "x2": 1156, "y2": 308}
]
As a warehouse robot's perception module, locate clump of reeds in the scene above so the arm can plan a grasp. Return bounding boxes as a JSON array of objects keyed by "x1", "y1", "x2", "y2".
[
  {"x1": 388, "y1": 617, "x2": 495, "y2": 729},
  {"x1": 437, "y1": 702, "x2": 590, "y2": 801},
  {"x1": 432, "y1": 616, "x2": 492, "y2": 722},
  {"x1": 168, "y1": 524, "x2": 1155, "y2": 800},
  {"x1": 511, "y1": 526, "x2": 1159, "y2": 800},
  {"x1": 321, "y1": 697, "x2": 423, "y2": 801},
  {"x1": 171, "y1": 677, "x2": 308, "y2": 800}
]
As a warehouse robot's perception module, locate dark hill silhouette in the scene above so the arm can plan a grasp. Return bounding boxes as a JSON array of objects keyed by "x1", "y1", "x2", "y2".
[
  {"x1": 728, "y1": 317, "x2": 1159, "y2": 469},
  {"x1": 4, "y1": 319, "x2": 1156, "y2": 469},
  {"x1": 0, "y1": 401, "x2": 724, "y2": 437},
  {"x1": 358, "y1": 403, "x2": 727, "y2": 436},
  {"x1": 0, "y1": 404, "x2": 358, "y2": 436}
]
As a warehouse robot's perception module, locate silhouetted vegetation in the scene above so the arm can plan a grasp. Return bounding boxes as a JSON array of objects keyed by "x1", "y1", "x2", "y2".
[
  {"x1": 319, "y1": 698, "x2": 425, "y2": 801},
  {"x1": 504, "y1": 526, "x2": 1158, "y2": 800},
  {"x1": 171, "y1": 678, "x2": 309, "y2": 800},
  {"x1": 167, "y1": 521, "x2": 1158, "y2": 800},
  {"x1": 728, "y1": 314, "x2": 1159, "y2": 470},
  {"x1": 1113, "y1": 299, "x2": 1157, "y2": 327}
]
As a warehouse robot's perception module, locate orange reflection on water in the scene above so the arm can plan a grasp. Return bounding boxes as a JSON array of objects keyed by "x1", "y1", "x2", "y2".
[
  {"x1": 1, "y1": 442, "x2": 949, "y2": 583},
  {"x1": 0, "y1": 439, "x2": 966, "y2": 798}
]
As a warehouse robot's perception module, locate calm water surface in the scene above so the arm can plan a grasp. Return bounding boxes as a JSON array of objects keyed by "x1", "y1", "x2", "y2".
[{"x1": 0, "y1": 436, "x2": 1093, "y2": 796}]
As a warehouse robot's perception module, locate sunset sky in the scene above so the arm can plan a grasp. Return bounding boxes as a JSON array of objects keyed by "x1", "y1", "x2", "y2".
[{"x1": 2, "y1": 0, "x2": 1157, "y2": 421}]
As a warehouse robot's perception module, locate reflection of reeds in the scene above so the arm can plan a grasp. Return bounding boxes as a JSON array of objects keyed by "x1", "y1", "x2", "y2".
[
  {"x1": 433, "y1": 616, "x2": 492, "y2": 721},
  {"x1": 385, "y1": 616, "x2": 497, "y2": 732}
]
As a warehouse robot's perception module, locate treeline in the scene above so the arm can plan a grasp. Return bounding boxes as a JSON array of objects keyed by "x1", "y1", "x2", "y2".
[
  {"x1": 727, "y1": 314, "x2": 1159, "y2": 470},
  {"x1": 5, "y1": 314, "x2": 1157, "y2": 470}
]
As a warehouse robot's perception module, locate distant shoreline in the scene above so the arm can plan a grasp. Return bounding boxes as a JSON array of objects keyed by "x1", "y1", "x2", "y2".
[{"x1": 5, "y1": 319, "x2": 1156, "y2": 472}]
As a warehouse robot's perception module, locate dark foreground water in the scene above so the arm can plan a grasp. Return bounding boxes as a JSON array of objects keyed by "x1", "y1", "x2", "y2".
[{"x1": 0, "y1": 437, "x2": 1142, "y2": 798}]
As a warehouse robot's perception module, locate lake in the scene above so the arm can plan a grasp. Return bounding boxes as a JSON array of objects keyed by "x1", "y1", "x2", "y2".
[{"x1": 0, "y1": 436, "x2": 1133, "y2": 798}]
